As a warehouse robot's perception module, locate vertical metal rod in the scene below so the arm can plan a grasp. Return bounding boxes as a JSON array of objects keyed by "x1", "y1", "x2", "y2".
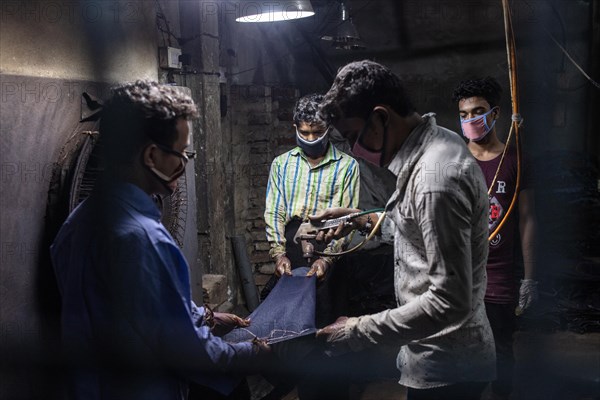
[{"x1": 231, "y1": 235, "x2": 260, "y2": 311}]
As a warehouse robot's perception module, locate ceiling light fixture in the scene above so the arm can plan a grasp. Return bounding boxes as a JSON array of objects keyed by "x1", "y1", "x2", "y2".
[
  {"x1": 321, "y1": 2, "x2": 365, "y2": 50},
  {"x1": 235, "y1": 1, "x2": 315, "y2": 23}
]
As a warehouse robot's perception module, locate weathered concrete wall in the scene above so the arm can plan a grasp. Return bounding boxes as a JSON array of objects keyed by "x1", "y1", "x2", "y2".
[
  {"x1": 0, "y1": 1, "x2": 161, "y2": 398},
  {"x1": 0, "y1": 0, "x2": 158, "y2": 82}
]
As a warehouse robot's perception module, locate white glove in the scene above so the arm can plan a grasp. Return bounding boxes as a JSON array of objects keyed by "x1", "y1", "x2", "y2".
[{"x1": 515, "y1": 279, "x2": 539, "y2": 315}]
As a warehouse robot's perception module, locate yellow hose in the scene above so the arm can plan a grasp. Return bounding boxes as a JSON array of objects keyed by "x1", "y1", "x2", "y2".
[{"x1": 489, "y1": 0, "x2": 523, "y2": 241}]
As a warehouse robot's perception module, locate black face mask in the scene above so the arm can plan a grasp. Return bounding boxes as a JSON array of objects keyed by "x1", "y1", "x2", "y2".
[{"x1": 296, "y1": 130, "x2": 330, "y2": 158}]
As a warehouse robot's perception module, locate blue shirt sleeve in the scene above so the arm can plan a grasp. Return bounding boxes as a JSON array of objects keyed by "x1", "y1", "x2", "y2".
[{"x1": 103, "y1": 228, "x2": 255, "y2": 380}]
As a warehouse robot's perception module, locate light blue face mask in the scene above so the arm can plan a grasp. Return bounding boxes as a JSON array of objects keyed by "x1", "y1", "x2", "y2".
[{"x1": 296, "y1": 129, "x2": 330, "y2": 157}]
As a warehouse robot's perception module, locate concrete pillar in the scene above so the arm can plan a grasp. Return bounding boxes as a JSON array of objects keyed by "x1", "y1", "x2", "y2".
[{"x1": 179, "y1": 0, "x2": 233, "y2": 304}]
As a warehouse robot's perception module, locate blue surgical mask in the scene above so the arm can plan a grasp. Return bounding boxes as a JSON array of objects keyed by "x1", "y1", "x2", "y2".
[{"x1": 296, "y1": 129, "x2": 330, "y2": 158}]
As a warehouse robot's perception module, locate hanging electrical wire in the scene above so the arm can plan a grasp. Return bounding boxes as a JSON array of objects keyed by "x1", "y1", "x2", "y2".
[
  {"x1": 543, "y1": 27, "x2": 600, "y2": 90},
  {"x1": 488, "y1": 0, "x2": 522, "y2": 242},
  {"x1": 524, "y1": 0, "x2": 600, "y2": 90},
  {"x1": 491, "y1": 0, "x2": 598, "y2": 240}
]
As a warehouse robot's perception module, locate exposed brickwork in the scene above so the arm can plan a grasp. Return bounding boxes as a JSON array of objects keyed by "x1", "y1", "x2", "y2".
[{"x1": 229, "y1": 84, "x2": 299, "y2": 298}]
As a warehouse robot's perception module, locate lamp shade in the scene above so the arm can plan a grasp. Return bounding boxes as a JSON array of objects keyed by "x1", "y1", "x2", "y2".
[
  {"x1": 320, "y1": 2, "x2": 365, "y2": 50},
  {"x1": 235, "y1": 1, "x2": 315, "y2": 23}
]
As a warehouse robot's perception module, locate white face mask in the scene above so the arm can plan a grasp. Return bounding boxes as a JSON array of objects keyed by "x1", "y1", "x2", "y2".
[{"x1": 147, "y1": 143, "x2": 193, "y2": 193}]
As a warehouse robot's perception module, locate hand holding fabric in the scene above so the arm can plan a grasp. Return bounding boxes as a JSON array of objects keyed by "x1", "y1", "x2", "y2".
[
  {"x1": 316, "y1": 316, "x2": 355, "y2": 357},
  {"x1": 249, "y1": 337, "x2": 274, "y2": 370},
  {"x1": 275, "y1": 255, "x2": 292, "y2": 277},
  {"x1": 211, "y1": 312, "x2": 250, "y2": 337},
  {"x1": 251, "y1": 337, "x2": 272, "y2": 356},
  {"x1": 515, "y1": 279, "x2": 539, "y2": 315},
  {"x1": 306, "y1": 258, "x2": 330, "y2": 281}
]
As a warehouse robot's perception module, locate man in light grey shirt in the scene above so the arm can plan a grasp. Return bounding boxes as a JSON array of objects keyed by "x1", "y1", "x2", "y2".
[{"x1": 312, "y1": 60, "x2": 495, "y2": 400}]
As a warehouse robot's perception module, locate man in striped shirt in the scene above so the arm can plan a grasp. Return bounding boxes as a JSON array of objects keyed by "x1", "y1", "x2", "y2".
[{"x1": 264, "y1": 93, "x2": 360, "y2": 291}]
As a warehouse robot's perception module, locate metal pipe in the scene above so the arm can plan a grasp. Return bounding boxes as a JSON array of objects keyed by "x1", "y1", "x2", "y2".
[{"x1": 230, "y1": 235, "x2": 260, "y2": 311}]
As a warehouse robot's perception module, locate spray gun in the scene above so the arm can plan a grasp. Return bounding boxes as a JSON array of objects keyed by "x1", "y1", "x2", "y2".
[
  {"x1": 292, "y1": 209, "x2": 386, "y2": 265},
  {"x1": 292, "y1": 212, "x2": 363, "y2": 265}
]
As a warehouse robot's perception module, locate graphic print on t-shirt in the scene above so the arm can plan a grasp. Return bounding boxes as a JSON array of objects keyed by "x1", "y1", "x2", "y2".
[
  {"x1": 490, "y1": 232, "x2": 501, "y2": 246},
  {"x1": 488, "y1": 178, "x2": 510, "y2": 247},
  {"x1": 488, "y1": 194, "x2": 504, "y2": 233},
  {"x1": 476, "y1": 146, "x2": 527, "y2": 304}
]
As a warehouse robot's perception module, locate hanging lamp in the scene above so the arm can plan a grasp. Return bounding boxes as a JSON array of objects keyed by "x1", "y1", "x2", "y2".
[{"x1": 235, "y1": 1, "x2": 315, "y2": 23}]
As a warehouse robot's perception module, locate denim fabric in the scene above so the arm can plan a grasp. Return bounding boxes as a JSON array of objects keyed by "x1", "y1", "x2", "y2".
[{"x1": 224, "y1": 272, "x2": 317, "y2": 345}]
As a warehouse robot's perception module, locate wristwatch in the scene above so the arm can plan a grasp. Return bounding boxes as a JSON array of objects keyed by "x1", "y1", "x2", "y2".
[{"x1": 203, "y1": 304, "x2": 215, "y2": 329}]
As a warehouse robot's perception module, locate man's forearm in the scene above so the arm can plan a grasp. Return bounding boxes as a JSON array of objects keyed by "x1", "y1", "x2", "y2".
[{"x1": 519, "y1": 190, "x2": 537, "y2": 280}]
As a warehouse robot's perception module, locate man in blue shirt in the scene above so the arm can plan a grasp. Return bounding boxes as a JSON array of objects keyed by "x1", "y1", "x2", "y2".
[{"x1": 50, "y1": 81, "x2": 268, "y2": 400}]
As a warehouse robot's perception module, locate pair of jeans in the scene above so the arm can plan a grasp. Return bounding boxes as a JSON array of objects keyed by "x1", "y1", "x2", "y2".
[{"x1": 485, "y1": 301, "x2": 517, "y2": 397}]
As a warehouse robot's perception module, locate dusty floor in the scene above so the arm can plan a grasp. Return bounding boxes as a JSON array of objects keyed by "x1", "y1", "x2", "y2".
[{"x1": 249, "y1": 331, "x2": 600, "y2": 400}]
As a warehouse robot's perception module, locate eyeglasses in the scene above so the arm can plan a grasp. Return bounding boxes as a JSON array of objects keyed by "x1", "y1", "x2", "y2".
[
  {"x1": 155, "y1": 143, "x2": 196, "y2": 161},
  {"x1": 154, "y1": 143, "x2": 196, "y2": 175}
]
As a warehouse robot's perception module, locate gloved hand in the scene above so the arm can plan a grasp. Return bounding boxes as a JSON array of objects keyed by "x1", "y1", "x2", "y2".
[
  {"x1": 515, "y1": 279, "x2": 539, "y2": 316},
  {"x1": 275, "y1": 254, "x2": 292, "y2": 277},
  {"x1": 211, "y1": 312, "x2": 250, "y2": 336},
  {"x1": 306, "y1": 258, "x2": 330, "y2": 281},
  {"x1": 316, "y1": 316, "x2": 352, "y2": 357}
]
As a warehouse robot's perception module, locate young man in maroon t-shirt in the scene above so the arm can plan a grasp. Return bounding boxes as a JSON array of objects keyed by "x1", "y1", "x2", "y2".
[{"x1": 453, "y1": 77, "x2": 538, "y2": 400}]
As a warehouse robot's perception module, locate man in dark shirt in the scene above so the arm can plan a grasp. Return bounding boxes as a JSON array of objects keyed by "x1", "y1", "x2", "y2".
[{"x1": 453, "y1": 76, "x2": 538, "y2": 400}]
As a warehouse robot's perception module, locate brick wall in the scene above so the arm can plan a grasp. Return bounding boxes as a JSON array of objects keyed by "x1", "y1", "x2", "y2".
[{"x1": 229, "y1": 85, "x2": 299, "y2": 299}]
